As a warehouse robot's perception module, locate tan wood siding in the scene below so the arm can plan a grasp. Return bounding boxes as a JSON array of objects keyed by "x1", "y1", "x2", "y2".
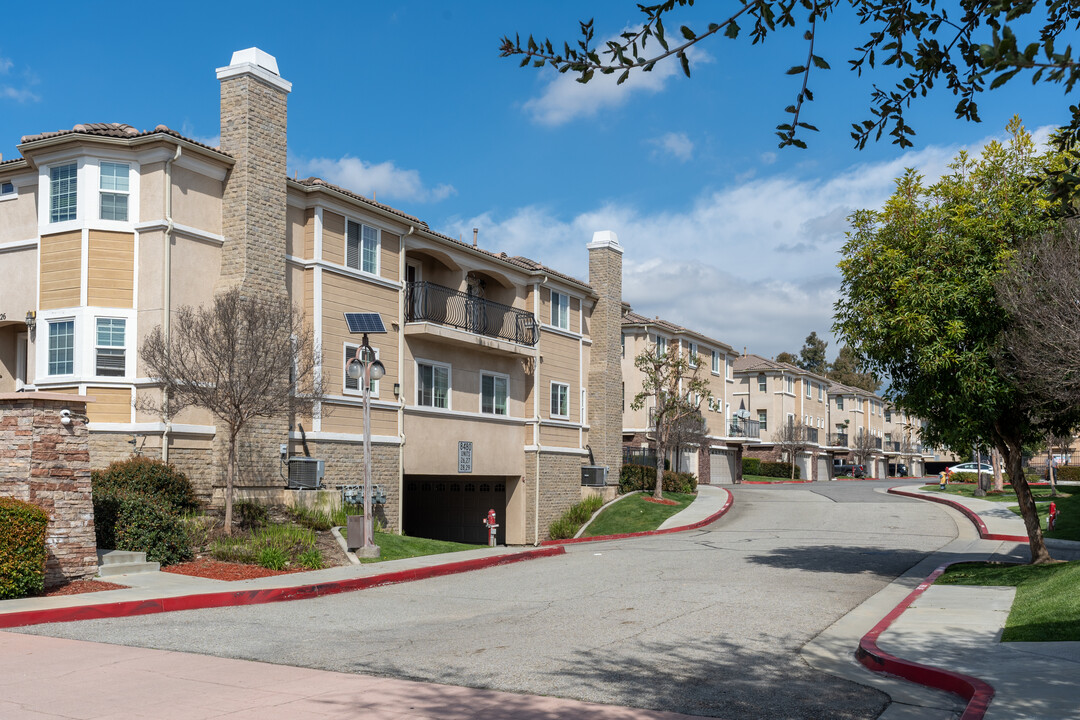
[
  {"x1": 323, "y1": 211, "x2": 345, "y2": 265},
  {"x1": 285, "y1": 205, "x2": 307, "y2": 258},
  {"x1": 87, "y1": 230, "x2": 134, "y2": 308},
  {"x1": 539, "y1": 330, "x2": 580, "y2": 421},
  {"x1": 86, "y1": 386, "x2": 132, "y2": 423},
  {"x1": 540, "y1": 424, "x2": 579, "y2": 447},
  {"x1": 321, "y1": 271, "x2": 399, "y2": 394},
  {"x1": 381, "y1": 231, "x2": 399, "y2": 282},
  {"x1": 39, "y1": 231, "x2": 82, "y2": 310},
  {"x1": 320, "y1": 404, "x2": 397, "y2": 436}
]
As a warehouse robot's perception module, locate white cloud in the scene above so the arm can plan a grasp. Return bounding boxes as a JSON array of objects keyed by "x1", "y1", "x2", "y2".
[
  {"x1": 0, "y1": 56, "x2": 39, "y2": 103},
  {"x1": 0, "y1": 57, "x2": 12, "y2": 74},
  {"x1": 522, "y1": 45, "x2": 710, "y2": 126},
  {"x1": 439, "y1": 135, "x2": 1023, "y2": 359},
  {"x1": 650, "y1": 132, "x2": 694, "y2": 162},
  {"x1": 294, "y1": 156, "x2": 456, "y2": 204}
]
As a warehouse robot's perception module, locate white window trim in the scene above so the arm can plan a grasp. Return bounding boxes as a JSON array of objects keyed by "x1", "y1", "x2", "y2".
[
  {"x1": 415, "y1": 358, "x2": 451, "y2": 410},
  {"x1": 46, "y1": 317, "x2": 77, "y2": 378},
  {"x1": 805, "y1": 379, "x2": 811, "y2": 398},
  {"x1": 758, "y1": 374, "x2": 767, "y2": 392},
  {"x1": 34, "y1": 307, "x2": 137, "y2": 383},
  {"x1": 550, "y1": 381, "x2": 570, "y2": 420},
  {"x1": 654, "y1": 335, "x2": 667, "y2": 358},
  {"x1": 550, "y1": 290, "x2": 570, "y2": 331},
  {"x1": 98, "y1": 160, "x2": 131, "y2": 223},
  {"x1": 342, "y1": 342, "x2": 380, "y2": 398},
  {"x1": 38, "y1": 155, "x2": 141, "y2": 231},
  {"x1": 345, "y1": 217, "x2": 381, "y2": 277},
  {"x1": 688, "y1": 342, "x2": 698, "y2": 367},
  {"x1": 0, "y1": 179, "x2": 16, "y2": 201},
  {"x1": 94, "y1": 316, "x2": 127, "y2": 378},
  {"x1": 479, "y1": 370, "x2": 510, "y2": 416},
  {"x1": 711, "y1": 350, "x2": 720, "y2": 375}
]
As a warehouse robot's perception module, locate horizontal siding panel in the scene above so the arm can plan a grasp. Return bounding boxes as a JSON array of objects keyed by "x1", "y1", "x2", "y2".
[
  {"x1": 39, "y1": 231, "x2": 82, "y2": 310},
  {"x1": 323, "y1": 211, "x2": 345, "y2": 265},
  {"x1": 88, "y1": 230, "x2": 133, "y2": 308},
  {"x1": 540, "y1": 425, "x2": 579, "y2": 447},
  {"x1": 86, "y1": 386, "x2": 132, "y2": 423},
  {"x1": 320, "y1": 404, "x2": 397, "y2": 436}
]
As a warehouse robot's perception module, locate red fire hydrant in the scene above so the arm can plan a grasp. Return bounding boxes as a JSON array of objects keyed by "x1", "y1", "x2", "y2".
[
  {"x1": 1048, "y1": 502, "x2": 1059, "y2": 532},
  {"x1": 483, "y1": 508, "x2": 499, "y2": 547}
]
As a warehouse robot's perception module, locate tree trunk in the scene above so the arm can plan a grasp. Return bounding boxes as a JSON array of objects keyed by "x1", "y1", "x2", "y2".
[
  {"x1": 654, "y1": 431, "x2": 665, "y2": 500},
  {"x1": 790, "y1": 451, "x2": 796, "y2": 481},
  {"x1": 1000, "y1": 436, "x2": 1052, "y2": 564},
  {"x1": 992, "y1": 448, "x2": 1004, "y2": 492},
  {"x1": 1047, "y1": 446, "x2": 1060, "y2": 496},
  {"x1": 224, "y1": 430, "x2": 237, "y2": 536}
]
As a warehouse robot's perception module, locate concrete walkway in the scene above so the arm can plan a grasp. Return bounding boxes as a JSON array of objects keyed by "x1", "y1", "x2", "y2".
[{"x1": 657, "y1": 485, "x2": 730, "y2": 530}]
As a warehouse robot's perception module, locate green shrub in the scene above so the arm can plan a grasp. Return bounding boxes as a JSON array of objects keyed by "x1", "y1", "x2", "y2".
[
  {"x1": 234, "y1": 500, "x2": 269, "y2": 530},
  {"x1": 91, "y1": 457, "x2": 198, "y2": 513},
  {"x1": 742, "y1": 457, "x2": 762, "y2": 476},
  {"x1": 257, "y1": 546, "x2": 288, "y2": 571},
  {"x1": 210, "y1": 522, "x2": 319, "y2": 568},
  {"x1": 0, "y1": 498, "x2": 49, "y2": 600},
  {"x1": 548, "y1": 495, "x2": 607, "y2": 539},
  {"x1": 950, "y1": 472, "x2": 979, "y2": 483},
  {"x1": 298, "y1": 548, "x2": 324, "y2": 570},
  {"x1": 100, "y1": 489, "x2": 193, "y2": 566},
  {"x1": 1055, "y1": 466, "x2": 1080, "y2": 482},
  {"x1": 663, "y1": 471, "x2": 697, "y2": 493},
  {"x1": 760, "y1": 461, "x2": 800, "y2": 479},
  {"x1": 289, "y1": 504, "x2": 334, "y2": 531},
  {"x1": 620, "y1": 465, "x2": 697, "y2": 493}
]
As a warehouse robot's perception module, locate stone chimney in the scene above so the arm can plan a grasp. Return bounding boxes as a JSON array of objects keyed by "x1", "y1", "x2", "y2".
[
  {"x1": 587, "y1": 230, "x2": 624, "y2": 482},
  {"x1": 216, "y1": 48, "x2": 291, "y2": 293}
]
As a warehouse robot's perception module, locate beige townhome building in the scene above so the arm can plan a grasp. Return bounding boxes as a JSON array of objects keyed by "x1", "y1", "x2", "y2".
[
  {"x1": 731, "y1": 354, "x2": 836, "y2": 481},
  {"x1": 827, "y1": 382, "x2": 933, "y2": 478},
  {"x1": 620, "y1": 313, "x2": 757, "y2": 483},
  {"x1": 0, "y1": 48, "x2": 625, "y2": 545}
]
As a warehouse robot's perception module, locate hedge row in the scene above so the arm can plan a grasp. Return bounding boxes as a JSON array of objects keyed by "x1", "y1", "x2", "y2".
[
  {"x1": 741, "y1": 458, "x2": 801, "y2": 479},
  {"x1": 91, "y1": 458, "x2": 197, "y2": 566},
  {"x1": 620, "y1": 464, "x2": 698, "y2": 494},
  {"x1": 0, "y1": 497, "x2": 49, "y2": 600}
]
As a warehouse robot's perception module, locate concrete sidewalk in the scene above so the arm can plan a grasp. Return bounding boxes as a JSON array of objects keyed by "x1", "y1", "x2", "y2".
[{"x1": 657, "y1": 485, "x2": 730, "y2": 530}]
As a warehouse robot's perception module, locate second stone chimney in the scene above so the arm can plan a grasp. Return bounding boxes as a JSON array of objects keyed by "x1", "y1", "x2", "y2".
[
  {"x1": 587, "y1": 230, "x2": 624, "y2": 482},
  {"x1": 216, "y1": 48, "x2": 291, "y2": 293}
]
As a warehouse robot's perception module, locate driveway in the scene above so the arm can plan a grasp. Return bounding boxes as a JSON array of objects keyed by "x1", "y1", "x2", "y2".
[{"x1": 16, "y1": 481, "x2": 958, "y2": 719}]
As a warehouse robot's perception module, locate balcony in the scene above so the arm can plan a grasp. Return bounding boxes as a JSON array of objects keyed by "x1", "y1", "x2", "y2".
[
  {"x1": 830, "y1": 433, "x2": 849, "y2": 447},
  {"x1": 404, "y1": 281, "x2": 539, "y2": 357},
  {"x1": 728, "y1": 417, "x2": 761, "y2": 439}
]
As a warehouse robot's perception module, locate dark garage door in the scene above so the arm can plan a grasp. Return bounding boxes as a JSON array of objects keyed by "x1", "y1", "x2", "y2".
[{"x1": 403, "y1": 477, "x2": 506, "y2": 545}]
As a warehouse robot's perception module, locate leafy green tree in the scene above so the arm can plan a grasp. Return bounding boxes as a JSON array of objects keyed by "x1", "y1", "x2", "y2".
[
  {"x1": 798, "y1": 331, "x2": 829, "y2": 375},
  {"x1": 775, "y1": 351, "x2": 799, "y2": 365},
  {"x1": 630, "y1": 343, "x2": 712, "y2": 499},
  {"x1": 835, "y1": 117, "x2": 1070, "y2": 563},
  {"x1": 500, "y1": 1, "x2": 1080, "y2": 203},
  {"x1": 827, "y1": 345, "x2": 881, "y2": 393}
]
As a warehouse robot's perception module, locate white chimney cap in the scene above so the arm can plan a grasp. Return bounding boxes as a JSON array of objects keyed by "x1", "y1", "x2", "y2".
[
  {"x1": 587, "y1": 230, "x2": 623, "y2": 254},
  {"x1": 217, "y1": 47, "x2": 291, "y2": 93}
]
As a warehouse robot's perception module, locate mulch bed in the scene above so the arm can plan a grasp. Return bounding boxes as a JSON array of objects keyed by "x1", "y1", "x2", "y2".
[
  {"x1": 163, "y1": 557, "x2": 308, "y2": 581},
  {"x1": 643, "y1": 497, "x2": 679, "y2": 506},
  {"x1": 43, "y1": 579, "x2": 128, "y2": 597}
]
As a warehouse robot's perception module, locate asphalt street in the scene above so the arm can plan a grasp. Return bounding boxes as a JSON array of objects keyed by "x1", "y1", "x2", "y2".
[{"x1": 18, "y1": 481, "x2": 960, "y2": 719}]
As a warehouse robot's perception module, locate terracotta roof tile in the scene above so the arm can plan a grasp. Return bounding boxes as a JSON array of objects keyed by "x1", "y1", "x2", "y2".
[{"x1": 18, "y1": 123, "x2": 230, "y2": 157}]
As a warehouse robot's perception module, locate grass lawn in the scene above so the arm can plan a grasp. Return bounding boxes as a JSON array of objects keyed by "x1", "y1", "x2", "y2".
[
  {"x1": 341, "y1": 528, "x2": 485, "y2": 563},
  {"x1": 582, "y1": 491, "x2": 695, "y2": 537},
  {"x1": 937, "y1": 561, "x2": 1080, "y2": 641},
  {"x1": 742, "y1": 474, "x2": 806, "y2": 483},
  {"x1": 921, "y1": 484, "x2": 1080, "y2": 542}
]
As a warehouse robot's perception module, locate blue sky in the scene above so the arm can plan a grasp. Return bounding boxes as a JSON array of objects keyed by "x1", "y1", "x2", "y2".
[{"x1": 0, "y1": 2, "x2": 1069, "y2": 359}]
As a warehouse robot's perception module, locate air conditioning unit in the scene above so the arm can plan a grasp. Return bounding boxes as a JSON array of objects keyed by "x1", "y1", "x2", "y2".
[
  {"x1": 287, "y1": 457, "x2": 325, "y2": 489},
  {"x1": 581, "y1": 466, "x2": 608, "y2": 487}
]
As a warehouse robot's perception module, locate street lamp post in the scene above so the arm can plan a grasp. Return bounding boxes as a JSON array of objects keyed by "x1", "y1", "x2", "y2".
[{"x1": 346, "y1": 333, "x2": 385, "y2": 557}]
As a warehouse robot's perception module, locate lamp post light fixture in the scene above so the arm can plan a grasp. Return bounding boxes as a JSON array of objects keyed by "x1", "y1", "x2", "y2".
[{"x1": 345, "y1": 331, "x2": 386, "y2": 558}]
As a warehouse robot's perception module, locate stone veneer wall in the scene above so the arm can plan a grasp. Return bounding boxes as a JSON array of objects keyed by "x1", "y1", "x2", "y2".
[
  {"x1": 0, "y1": 394, "x2": 97, "y2": 586},
  {"x1": 586, "y1": 234, "x2": 624, "y2": 483},
  {"x1": 533, "y1": 452, "x2": 585, "y2": 543}
]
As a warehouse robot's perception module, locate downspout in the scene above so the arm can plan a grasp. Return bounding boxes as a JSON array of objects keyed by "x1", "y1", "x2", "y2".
[{"x1": 161, "y1": 145, "x2": 181, "y2": 463}]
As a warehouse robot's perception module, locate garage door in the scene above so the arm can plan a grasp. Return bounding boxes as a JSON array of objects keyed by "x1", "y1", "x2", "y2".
[
  {"x1": 710, "y1": 449, "x2": 736, "y2": 484},
  {"x1": 403, "y1": 477, "x2": 506, "y2": 545},
  {"x1": 817, "y1": 456, "x2": 830, "y2": 481},
  {"x1": 796, "y1": 454, "x2": 811, "y2": 481}
]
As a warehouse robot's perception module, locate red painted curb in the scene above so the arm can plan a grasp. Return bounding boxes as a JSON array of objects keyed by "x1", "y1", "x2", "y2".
[
  {"x1": 857, "y1": 562, "x2": 995, "y2": 719},
  {"x1": 542, "y1": 489, "x2": 734, "y2": 546},
  {"x1": 0, "y1": 546, "x2": 566, "y2": 629},
  {"x1": 888, "y1": 487, "x2": 1029, "y2": 543}
]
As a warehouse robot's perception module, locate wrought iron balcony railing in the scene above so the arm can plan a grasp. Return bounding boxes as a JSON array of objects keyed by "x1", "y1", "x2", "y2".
[
  {"x1": 728, "y1": 417, "x2": 761, "y2": 438},
  {"x1": 831, "y1": 433, "x2": 849, "y2": 447},
  {"x1": 405, "y1": 281, "x2": 539, "y2": 347}
]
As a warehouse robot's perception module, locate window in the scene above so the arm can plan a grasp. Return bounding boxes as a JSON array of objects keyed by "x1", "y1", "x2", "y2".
[
  {"x1": 621, "y1": 333, "x2": 626, "y2": 358},
  {"x1": 836, "y1": 396, "x2": 844, "y2": 410},
  {"x1": 99, "y1": 162, "x2": 129, "y2": 221},
  {"x1": 481, "y1": 373, "x2": 508, "y2": 415},
  {"x1": 805, "y1": 379, "x2": 811, "y2": 397},
  {"x1": 726, "y1": 357, "x2": 731, "y2": 379},
  {"x1": 0, "y1": 181, "x2": 13, "y2": 197},
  {"x1": 758, "y1": 410, "x2": 767, "y2": 431},
  {"x1": 785, "y1": 376, "x2": 794, "y2": 394},
  {"x1": 48, "y1": 320, "x2": 75, "y2": 375},
  {"x1": 418, "y1": 362, "x2": 449, "y2": 408},
  {"x1": 655, "y1": 335, "x2": 667, "y2": 357},
  {"x1": 550, "y1": 382, "x2": 569, "y2": 419},
  {"x1": 50, "y1": 163, "x2": 77, "y2": 222},
  {"x1": 344, "y1": 344, "x2": 379, "y2": 394},
  {"x1": 884, "y1": 409, "x2": 892, "y2": 422},
  {"x1": 688, "y1": 342, "x2": 698, "y2": 367},
  {"x1": 346, "y1": 219, "x2": 379, "y2": 274},
  {"x1": 95, "y1": 318, "x2": 126, "y2": 376},
  {"x1": 758, "y1": 374, "x2": 767, "y2": 392},
  {"x1": 818, "y1": 384, "x2": 824, "y2": 401},
  {"x1": 712, "y1": 350, "x2": 720, "y2": 374},
  {"x1": 550, "y1": 291, "x2": 569, "y2": 330}
]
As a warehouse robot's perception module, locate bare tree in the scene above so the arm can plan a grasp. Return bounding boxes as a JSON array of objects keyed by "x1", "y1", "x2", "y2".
[
  {"x1": 630, "y1": 344, "x2": 711, "y2": 500},
  {"x1": 772, "y1": 418, "x2": 812, "y2": 481},
  {"x1": 140, "y1": 289, "x2": 322, "y2": 533},
  {"x1": 1043, "y1": 431, "x2": 1074, "y2": 497},
  {"x1": 669, "y1": 411, "x2": 708, "y2": 474},
  {"x1": 899, "y1": 434, "x2": 917, "y2": 479},
  {"x1": 850, "y1": 430, "x2": 878, "y2": 476}
]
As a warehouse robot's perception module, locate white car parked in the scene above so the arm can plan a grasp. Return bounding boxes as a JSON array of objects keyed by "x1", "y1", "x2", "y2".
[{"x1": 945, "y1": 462, "x2": 994, "y2": 477}]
